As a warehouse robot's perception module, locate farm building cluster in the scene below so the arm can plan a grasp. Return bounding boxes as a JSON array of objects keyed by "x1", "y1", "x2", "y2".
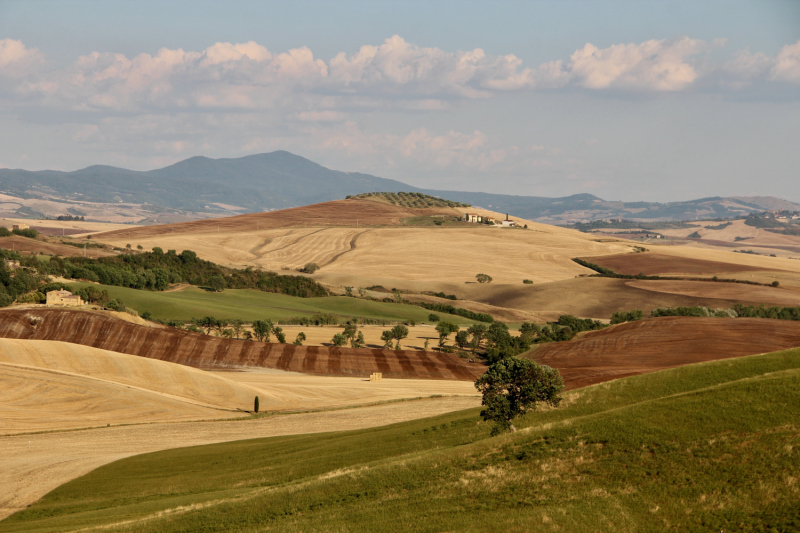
[{"x1": 463, "y1": 213, "x2": 517, "y2": 227}]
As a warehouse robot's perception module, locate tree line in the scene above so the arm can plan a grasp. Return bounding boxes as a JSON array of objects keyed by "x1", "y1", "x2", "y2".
[
  {"x1": 610, "y1": 304, "x2": 800, "y2": 325},
  {"x1": 42, "y1": 248, "x2": 328, "y2": 297}
]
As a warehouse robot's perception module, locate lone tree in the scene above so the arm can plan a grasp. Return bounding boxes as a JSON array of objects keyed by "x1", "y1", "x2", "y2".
[
  {"x1": 294, "y1": 332, "x2": 306, "y2": 346},
  {"x1": 381, "y1": 330, "x2": 394, "y2": 348},
  {"x1": 435, "y1": 321, "x2": 459, "y2": 348},
  {"x1": 207, "y1": 275, "x2": 226, "y2": 292},
  {"x1": 475, "y1": 357, "x2": 564, "y2": 436},
  {"x1": 467, "y1": 323, "x2": 487, "y2": 352},
  {"x1": 331, "y1": 333, "x2": 347, "y2": 347},
  {"x1": 476, "y1": 273, "x2": 493, "y2": 284},
  {"x1": 252, "y1": 319, "x2": 273, "y2": 342},
  {"x1": 390, "y1": 324, "x2": 409, "y2": 350},
  {"x1": 254, "y1": 396, "x2": 260, "y2": 413},
  {"x1": 455, "y1": 330, "x2": 470, "y2": 351},
  {"x1": 302, "y1": 262, "x2": 320, "y2": 274}
]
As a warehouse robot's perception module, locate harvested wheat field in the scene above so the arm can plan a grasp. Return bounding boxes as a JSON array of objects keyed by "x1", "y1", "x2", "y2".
[
  {"x1": 0, "y1": 217, "x2": 136, "y2": 235},
  {"x1": 0, "y1": 236, "x2": 115, "y2": 258},
  {"x1": 658, "y1": 219, "x2": 800, "y2": 250},
  {"x1": 0, "y1": 308, "x2": 485, "y2": 380},
  {"x1": 213, "y1": 367, "x2": 478, "y2": 412},
  {"x1": 527, "y1": 316, "x2": 800, "y2": 389},
  {"x1": 462, "y1": 276, "x2": 775, "y2": 319},
  {"x1": 0, "y1": 362, "x2": 244, "y2": 434},
  {"x1": 95, "y1": 219, "x2": 631, "y2": 286},
  {"x1": 0, "y1": 395, "x2": 479, "y2": 521},
  {"x1": 0, "y1": 338, "x2": 262, "y2": 431}
]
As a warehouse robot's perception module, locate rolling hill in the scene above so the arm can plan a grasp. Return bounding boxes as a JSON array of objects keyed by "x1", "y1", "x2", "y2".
[
  {"x1": 4, "y1": 348, "x2": 798, "y2": 532},
  {"x1": 3, "y1": 150, "x2": 798, "y2": 222},
  {"x1": 0, "y1": 308, "x2": 484, "y2": 381}
]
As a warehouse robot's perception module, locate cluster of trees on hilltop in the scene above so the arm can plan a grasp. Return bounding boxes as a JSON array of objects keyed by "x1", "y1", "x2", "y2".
[{"x1": 346, "y1": 191, "x2": 471, "y2": 209}]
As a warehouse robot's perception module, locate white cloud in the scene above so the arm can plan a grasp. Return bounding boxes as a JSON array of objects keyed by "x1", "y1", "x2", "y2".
[
  {"x1": 770, "y1": 40, "x2": 800, "y2": 83},
  {"x1": 568, "y1": 37, "x2": 706, "y2": 91},
  {"x1": 0, "y1": 38, "x2": 42, "y2": 70}
]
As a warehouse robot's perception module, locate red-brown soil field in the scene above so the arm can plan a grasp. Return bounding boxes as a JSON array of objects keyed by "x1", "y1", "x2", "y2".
[
  {"x1": 96, "y1": 199, "x2": 462, "y2": 239},
  {"x1": 527, "y1": 316, "x2": 800, "y2": 389},
  {"x1": 580, "y1": 251, "x2": 785, "y2": 276},
  {"x1": 0, "y1": 308, "x2": 484, "y2": 381},
  {"x1": 624, "y1": 279, "x2": 800, "y2": 306}
]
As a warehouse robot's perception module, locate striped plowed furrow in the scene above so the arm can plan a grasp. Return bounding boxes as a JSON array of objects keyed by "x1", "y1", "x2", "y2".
[
  {"x1": 530, "y1": 316, "x2": 800, "y2": 389},
  {"x1": 0, "y1": 309, "x2": 484, "y2": 381}
]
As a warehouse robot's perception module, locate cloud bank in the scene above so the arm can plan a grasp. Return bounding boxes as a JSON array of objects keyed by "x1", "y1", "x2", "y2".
[{"x1": 2, "y1": 35, "x2": 798, "y2": 115}]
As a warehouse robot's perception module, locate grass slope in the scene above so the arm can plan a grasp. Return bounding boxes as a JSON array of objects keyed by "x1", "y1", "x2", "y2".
[
  {"x1": 67, "y1": 283, "x2": 477, "y2": 324},
  {"x1": 4, "y1": 349, "x2": 800, "y2": 532}
]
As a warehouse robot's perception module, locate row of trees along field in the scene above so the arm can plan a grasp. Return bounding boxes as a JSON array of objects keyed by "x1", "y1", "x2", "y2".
[
  {"x1": 32, "y1": 248, "x2": 329, "y2": 297},
  {"x1": 612, "y1": 304, "x2": 800, "y2": 324}
]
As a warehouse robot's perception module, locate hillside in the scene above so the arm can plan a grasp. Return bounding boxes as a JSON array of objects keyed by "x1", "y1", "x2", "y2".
[
  {"x1": 3, "y1": 150, "x2": 798, "y2": 222},
  {"x1": 91, "y1": 198, "x2": 633, "y2": 287},
  {"x1": 0, "y1": 309, "x2": 484, "y2": 381},
  {"x1": 0, "y1": 338, "x2": 258, "y2": 433},
  {"x1": 4, "y1": 348, "x2": 798, "y2": 532},
  {"x1": 526, "y1": 316, "x2": 800, "y2": 388}
]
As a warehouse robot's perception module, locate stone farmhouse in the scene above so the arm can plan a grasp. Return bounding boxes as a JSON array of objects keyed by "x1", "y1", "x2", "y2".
[
  {"x1": 464, "y1": 213, "x2": 483, "y2": 223},
  {"x1": 12, "y1": 223, "x2": 29, "y2": 230},
  {"x1": 46, "y1": 290, "x2": 84, "y2": 307}
]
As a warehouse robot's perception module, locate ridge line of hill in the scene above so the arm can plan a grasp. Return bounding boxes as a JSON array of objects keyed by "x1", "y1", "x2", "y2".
[{"x1": 3, "y1": 150, "x2": 799, "y2": 223}]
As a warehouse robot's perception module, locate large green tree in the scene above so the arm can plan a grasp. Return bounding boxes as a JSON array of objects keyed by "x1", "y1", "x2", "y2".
[
  {"x1": 435, "y1": 321, "x2": 459, "y2": 348},
  {"x1": 390, "y1": 324, "x2": 409, "y2": 350},
  {"x1": 252, "y1": 319, "x2": 273, "y2": 342},
  {"x1": 474, "y1": 357, "x2": 564, "y2": 436}
]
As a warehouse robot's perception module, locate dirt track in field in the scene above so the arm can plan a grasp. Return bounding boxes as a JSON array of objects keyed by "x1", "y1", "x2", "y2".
[
  {"x1": 527, "y1": 316, "x2": 800, "y2": 389},
  {"x1": 0, "y1": 308, "x2": 485, "y2": 381},
  {"x1": 0, "y1": 396, "x2": 480, "y2": 522}
]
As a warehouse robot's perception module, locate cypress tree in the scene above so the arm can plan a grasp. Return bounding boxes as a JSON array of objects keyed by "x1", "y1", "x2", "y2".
[{"x1": 254, "y1": 396, "x2": 259, "y2": 413}]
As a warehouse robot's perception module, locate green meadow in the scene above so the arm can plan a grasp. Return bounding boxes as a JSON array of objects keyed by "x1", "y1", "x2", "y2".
[
  {"x1": 66, "y1": 282, "x2": 478, "y2": 325},
  {"x1": 4, "y1": 349, "x2": 799, "y2": 532}
]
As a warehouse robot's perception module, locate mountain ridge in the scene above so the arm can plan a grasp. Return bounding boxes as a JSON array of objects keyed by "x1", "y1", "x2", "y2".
[{"x1": 1, "y1": 150, "x2": 797, "y2": 223}]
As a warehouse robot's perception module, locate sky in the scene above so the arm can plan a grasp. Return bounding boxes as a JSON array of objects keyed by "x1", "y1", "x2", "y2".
[{"x1": 1, "y1": 0, "x2": 799, "y2": 202}]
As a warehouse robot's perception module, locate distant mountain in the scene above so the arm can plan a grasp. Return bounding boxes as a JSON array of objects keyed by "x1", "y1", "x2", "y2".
[{"x1": 1, "y1": 151, "x2": 797, "y2": 223}]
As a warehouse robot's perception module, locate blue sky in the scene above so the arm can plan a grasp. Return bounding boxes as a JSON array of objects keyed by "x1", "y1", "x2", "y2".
[{"x1": 1, "y1": 0, "x2": 799, "y2": 201}]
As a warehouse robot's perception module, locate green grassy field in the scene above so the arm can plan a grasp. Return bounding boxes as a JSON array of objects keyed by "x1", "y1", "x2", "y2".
[
  {"x1": 67, "y1": 282, "x2": 478, "y2": 325},
  {"x1": 4, "y1": 349, "x2": 799, "y2": 532}
]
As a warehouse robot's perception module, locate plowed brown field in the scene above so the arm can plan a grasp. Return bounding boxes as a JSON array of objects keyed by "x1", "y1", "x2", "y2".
[
  {"x1": 582, "y1": 251, "x2": 785, "y2": 276},
  {"x1": 97, "y1": 199, "x2": 463, "y2": 238},
  {"x1": 624, "y1": 279, "x2": 800, "y2": 306},
  {"x1": 527, "y1": 316, "x2": 800, "y2": 389},
  {"x1": 0, "y1": 309, "x2": 484, "y2": 380}
]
